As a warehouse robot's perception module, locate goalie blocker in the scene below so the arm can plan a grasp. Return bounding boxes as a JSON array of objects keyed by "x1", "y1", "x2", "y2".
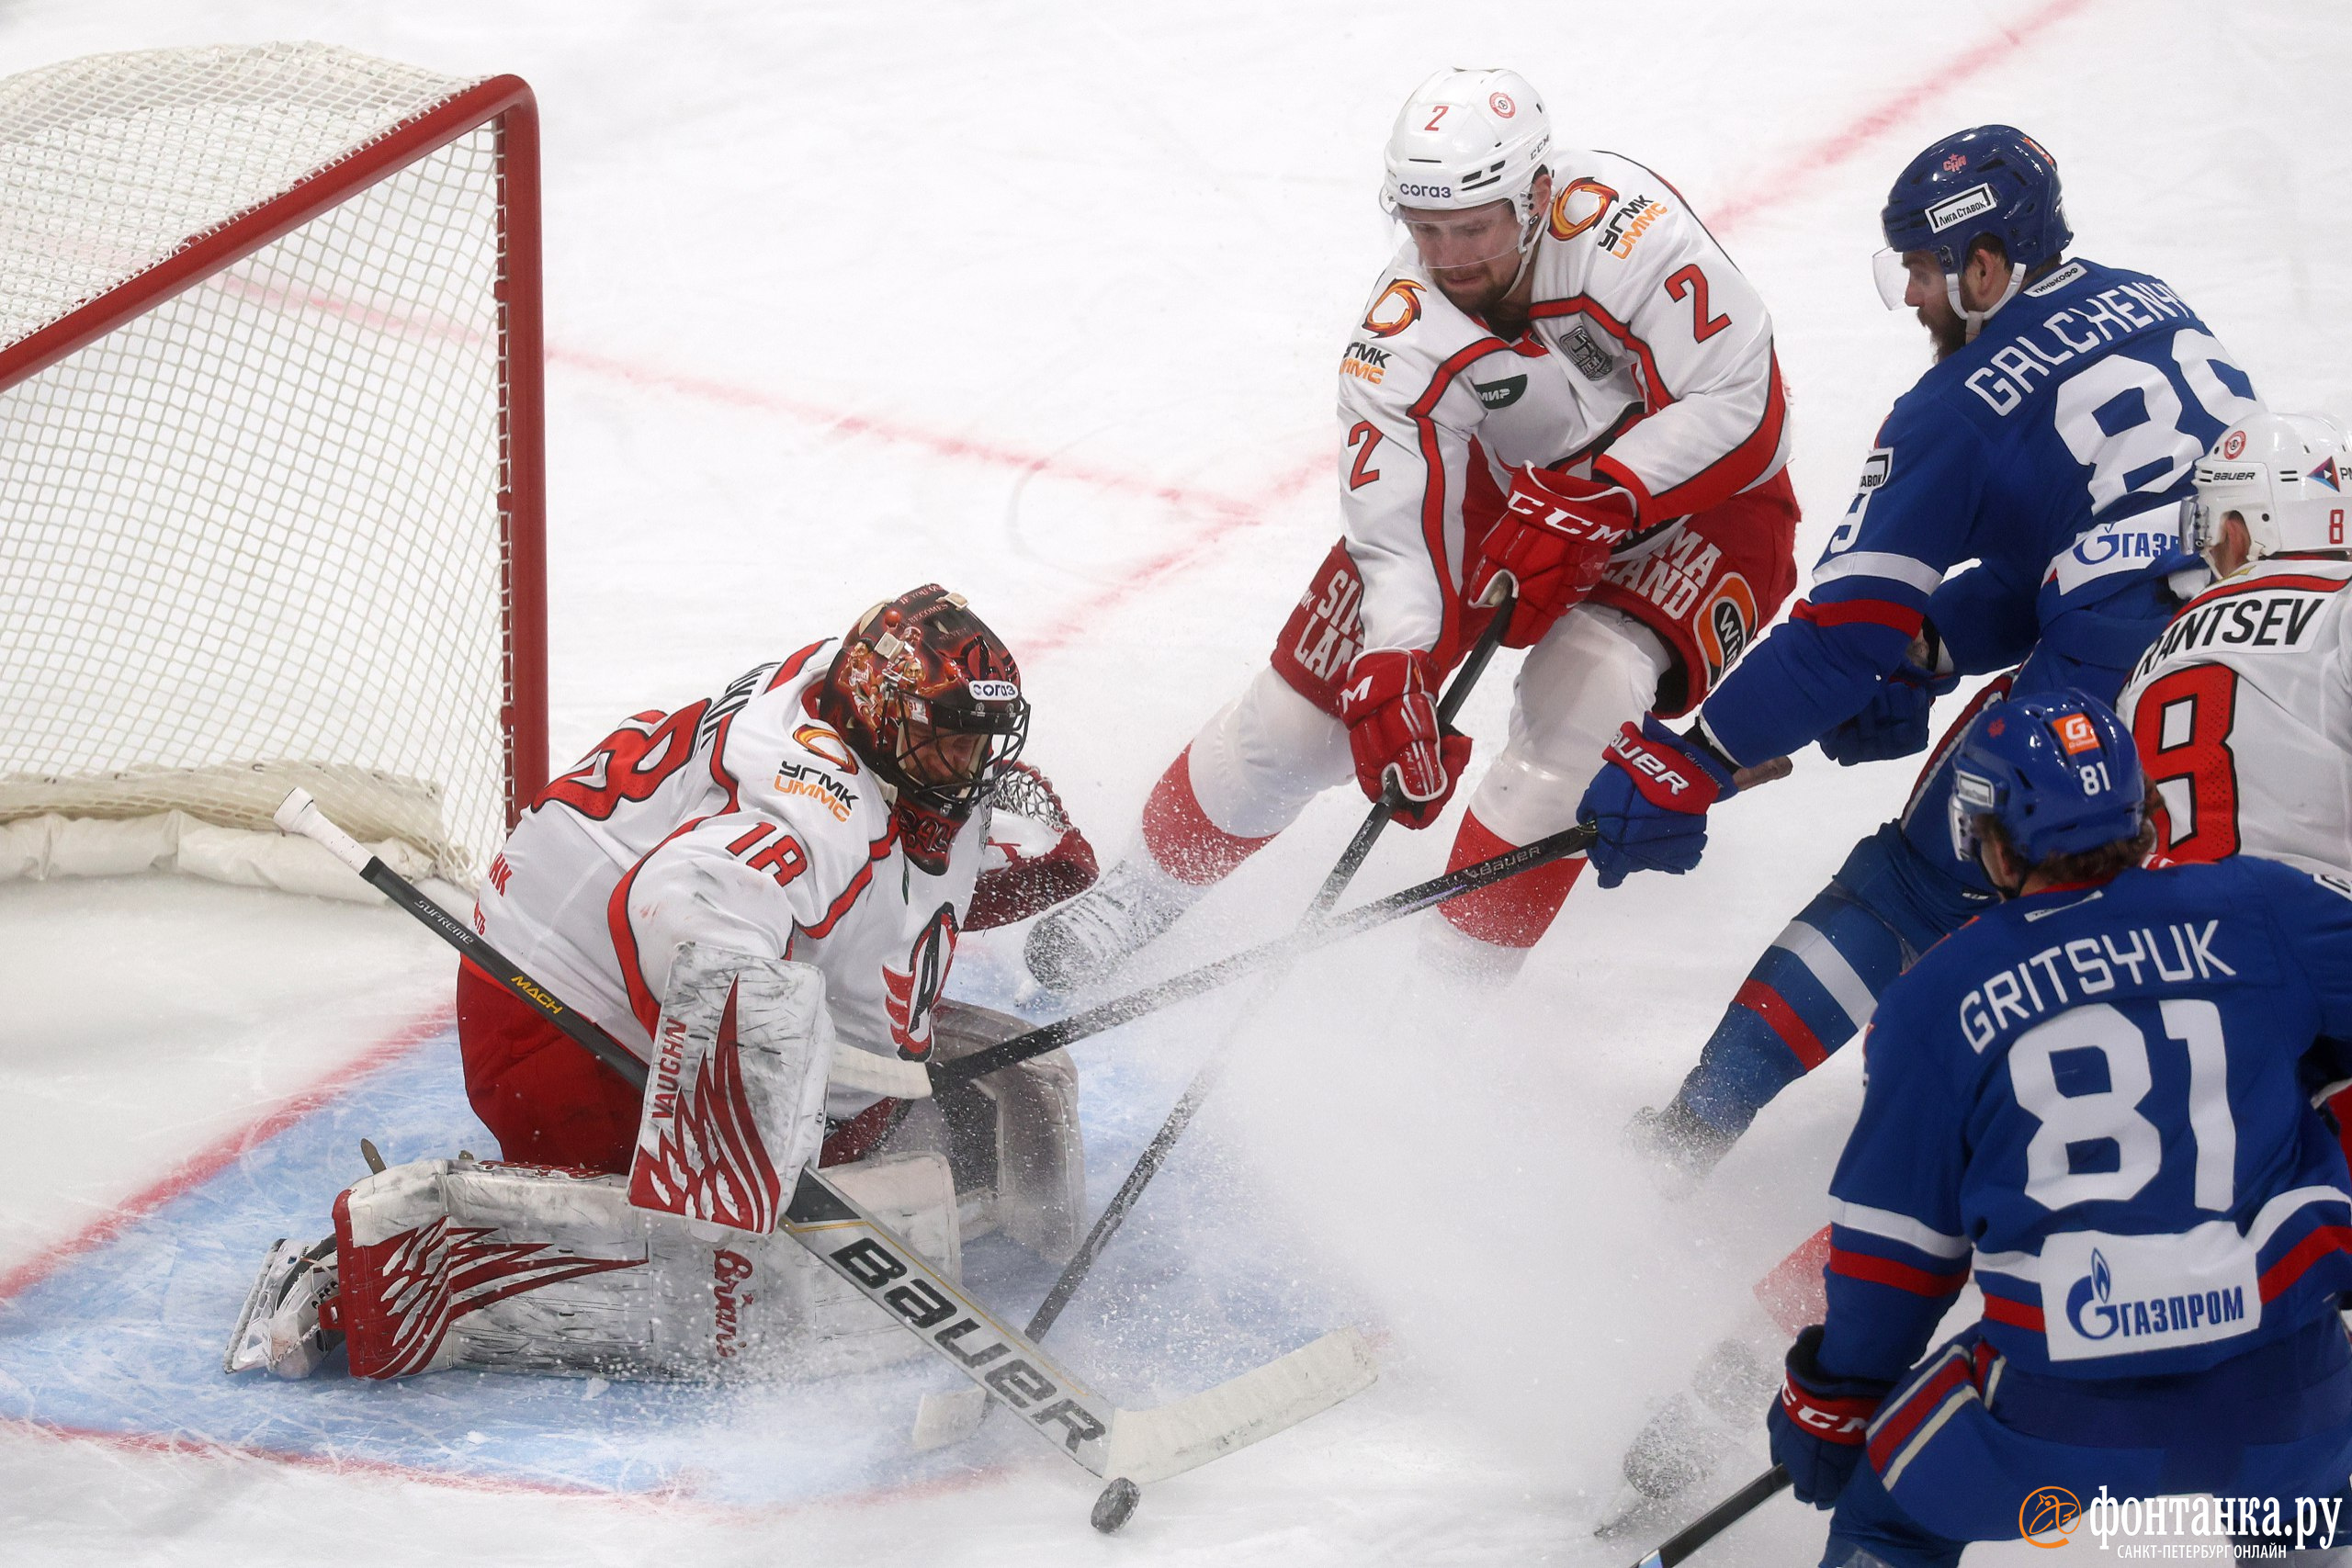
[{"x1": 229, "y1": 946, "x2": 1085, "y2": 1382}]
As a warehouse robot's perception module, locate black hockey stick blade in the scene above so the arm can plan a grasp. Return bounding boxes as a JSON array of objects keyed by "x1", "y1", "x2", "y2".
[{"x1": 1627, "y1": 1465, "x2": 1789, "y2": 1568}]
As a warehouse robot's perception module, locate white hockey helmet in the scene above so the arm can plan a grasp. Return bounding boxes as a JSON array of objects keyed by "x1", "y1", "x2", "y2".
[
  {"x1": 2186, "y1": 411, "x2": 2352, "y2": 566},
  {"x1": 1380, "y1": 67, "x2": 1551, "y2": 240}
]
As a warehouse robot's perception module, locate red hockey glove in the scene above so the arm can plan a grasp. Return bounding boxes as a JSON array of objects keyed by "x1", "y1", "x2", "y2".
[
  {"x1": 1465, "y1": 467, "x2": 1640, "y2": 649},
  {"x1": 1338, "y1": 648, "x2": 1472, "y2": 829}
]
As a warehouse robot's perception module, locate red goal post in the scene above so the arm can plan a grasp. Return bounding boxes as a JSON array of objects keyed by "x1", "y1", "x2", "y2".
[{"x1": 0, "y1": 43, "x2": 546, "y2": 897}]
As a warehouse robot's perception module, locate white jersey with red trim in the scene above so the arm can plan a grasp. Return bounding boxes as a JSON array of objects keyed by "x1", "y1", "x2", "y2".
[
  {"x1": 473, "y1": 639, "x2": 984, "y2": 1118},
  {"x1": 1337, "y1": 148, "x2": 1789, "y2": 655},
  {"x1": 2118, "y1": 557, "x2": 2352, "y2": 880}
]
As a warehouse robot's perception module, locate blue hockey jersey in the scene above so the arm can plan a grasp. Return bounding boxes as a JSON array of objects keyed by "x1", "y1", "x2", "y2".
[
  {"x1": 1702, "y1": 258, "x2": 2261, "y2": 768},
  {"x1": 1820, "y1": 856, "x2": 2352, "y2": 1386}
]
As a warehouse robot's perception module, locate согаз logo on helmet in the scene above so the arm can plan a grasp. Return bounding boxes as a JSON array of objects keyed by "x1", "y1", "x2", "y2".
[{"x1": 1396, "y1": 183, "x2": 1452, "y2": 200}]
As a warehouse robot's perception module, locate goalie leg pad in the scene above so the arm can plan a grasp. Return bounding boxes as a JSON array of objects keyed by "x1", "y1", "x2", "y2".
[
  {"x1": 332, "y1": 1153, "x2": 959, "y2": 1381},
  {"x1": 626, "y1": 943, "x2": 836, "y2": 1234},
  {"x1": 885, "y1": 1001, "x2": 1086, "y2": 1261}
]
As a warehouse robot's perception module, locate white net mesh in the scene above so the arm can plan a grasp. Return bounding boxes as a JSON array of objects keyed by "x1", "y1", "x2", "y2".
[{"x1": 0, "y1": 43, "x2": 528, "y2": 885}]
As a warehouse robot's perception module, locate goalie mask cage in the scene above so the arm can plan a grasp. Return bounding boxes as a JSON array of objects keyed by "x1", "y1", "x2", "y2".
[{"x1": 0, "y1": 42, "x2": 545, "y2": 891}]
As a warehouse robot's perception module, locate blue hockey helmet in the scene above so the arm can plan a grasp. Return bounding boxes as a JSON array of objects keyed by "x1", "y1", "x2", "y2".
[
  {"x1": 1874, "y1": 126, "x2": 2070, "y2": 313},
  {"x1": 1948, "y1": 692, "x2": 2144, "y2": 872}
]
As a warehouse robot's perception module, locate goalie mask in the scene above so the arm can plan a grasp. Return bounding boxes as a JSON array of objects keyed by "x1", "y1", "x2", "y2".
[{"x1": 819, "y1": 585, "x2": 1029, "y2": 873}]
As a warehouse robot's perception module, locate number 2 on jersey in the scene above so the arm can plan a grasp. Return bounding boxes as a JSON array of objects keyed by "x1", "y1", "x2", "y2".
[{"x1": 1664, "y1": 265, "x2": 1729, "y2": 343}]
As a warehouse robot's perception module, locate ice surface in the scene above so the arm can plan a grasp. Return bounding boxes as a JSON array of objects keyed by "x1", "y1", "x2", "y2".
[{"x1": 2, "y1": 0, "x2": 2345, "y2": 1562}]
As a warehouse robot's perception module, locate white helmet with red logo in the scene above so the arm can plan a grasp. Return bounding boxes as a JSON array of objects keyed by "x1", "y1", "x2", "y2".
[
  {"x1": 1380, "y1": 67, "x2": 1551, "y2": 239},
  {"x1": 2188, "y1": 412, "x2": 2352, "y2": 565}
]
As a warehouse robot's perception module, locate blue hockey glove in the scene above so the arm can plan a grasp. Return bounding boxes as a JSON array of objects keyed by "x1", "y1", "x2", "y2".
[
  {"x1": 1577, "y1": 716, "x2": 1739, "y2": 888},
  {"x1": 1817, "y1": 659, "x2": 1954, "y2": 766},
  {"x1": 1767, "y1": 1325, "x2": 1894, "y2": 1507}
]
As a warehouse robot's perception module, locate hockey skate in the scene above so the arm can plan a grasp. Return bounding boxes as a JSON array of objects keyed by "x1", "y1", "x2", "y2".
[
  {"x1": 1023, "y1": 852, "x2": 1203, "y2": 991},
  {"x1": 1595, "y1": 1333, "x2": 1777, "y2": 1538},
  {"x1": 223, "y1": 1235, "x2": 343, "y2": 1379},
  {"x1": 1623, "y1": 1100, "x2": 1739, "y2": 1196}
]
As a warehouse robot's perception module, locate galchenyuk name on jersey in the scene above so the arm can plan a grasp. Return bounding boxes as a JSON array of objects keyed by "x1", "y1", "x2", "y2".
[
  {"x1": 1956, "y1": 916, "x2": 2236, "y2": 1052},
  {"x1": 1962, "y1": 276, "x2": 2201, "y2": 417},
  {"x1": 1474, "y1": 374, "x2": 1527, "y2": 410}
]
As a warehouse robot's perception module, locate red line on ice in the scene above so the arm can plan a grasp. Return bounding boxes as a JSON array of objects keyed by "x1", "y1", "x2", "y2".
[
  {"x1": 1706, "y1": 0, "x2": 2098, "y2": 235},
  {"x1": 548, "y1": 0, "x2": 2097, "y2": 637},
  {"x1": 0, "y1": 1415, "x2": 1014, "y2": 1516},
  {"x1": 0, "y1": 1006, "x2": 447, "y2": 1306}
]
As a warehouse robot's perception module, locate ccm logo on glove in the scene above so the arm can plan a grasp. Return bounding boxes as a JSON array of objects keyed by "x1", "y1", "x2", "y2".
[{"x1": 1779, "y1": 1374, "x2": 1872, "y2": 1440}]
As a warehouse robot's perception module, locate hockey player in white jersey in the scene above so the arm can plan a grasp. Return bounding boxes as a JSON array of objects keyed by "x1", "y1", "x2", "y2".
[
  {"x1": 2120, "y1": 412, "x2": 2352, "y2": 880},
  {"x1": 1026, "y1": 66, "x2": 1798, "y2": 987},
  {"x1": 226, "y1": 586, "x2": 1102, "y2": 1383}
]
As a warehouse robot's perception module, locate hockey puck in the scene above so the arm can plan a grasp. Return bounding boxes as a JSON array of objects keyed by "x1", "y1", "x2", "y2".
[{"x1": 1091, "y1": 1477, "x2": 1141, "y2": 1534}]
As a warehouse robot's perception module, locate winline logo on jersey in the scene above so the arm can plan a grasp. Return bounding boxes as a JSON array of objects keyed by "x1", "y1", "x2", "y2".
[{"x1": 2022, "y1": 1483, "x2": 2346, "y2": 1558}]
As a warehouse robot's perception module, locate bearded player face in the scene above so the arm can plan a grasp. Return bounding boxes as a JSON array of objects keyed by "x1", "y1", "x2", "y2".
[{"x1": 1397, "y1": 195, "x2": 1528, "y2": 316}]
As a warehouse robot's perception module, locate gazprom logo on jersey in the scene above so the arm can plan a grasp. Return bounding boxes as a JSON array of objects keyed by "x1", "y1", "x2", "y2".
[
  {"x1": 1926, "y1": 182, "x2": 1999, "y2": 233},
  {"x1": 2046, "y1": 504, "x2": 2187, "y2": 594},
  {"x1": 2041, "y1": 1225, "x2": 2258, "y2": 1362}
]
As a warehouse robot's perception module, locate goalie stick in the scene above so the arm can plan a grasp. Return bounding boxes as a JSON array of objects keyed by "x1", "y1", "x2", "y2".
[
  {"x1": 271, "y1": 789, "x2": 1377, "y2": 1527},
  {"x1": 917, "y1": 588, "x2": 1518, "y2": 1450}
]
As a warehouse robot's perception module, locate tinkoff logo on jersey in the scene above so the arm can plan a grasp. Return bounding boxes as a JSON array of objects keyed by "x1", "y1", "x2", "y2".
[{"x1": 2042, "y1": 1225, "x2": 2257, "y2": 1362}]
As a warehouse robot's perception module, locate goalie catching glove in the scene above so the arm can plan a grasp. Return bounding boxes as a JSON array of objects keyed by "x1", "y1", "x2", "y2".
[
  {"x1": 1464, "y1": 467, "x2": 1640, "y2": 649},
  {"x1": 1338, "y1": 647, "x2": 1472, "y2": 829}
]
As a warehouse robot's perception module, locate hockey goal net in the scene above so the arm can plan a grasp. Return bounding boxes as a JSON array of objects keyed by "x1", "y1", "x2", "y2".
[{"x1": 0, "y1": 42, "x2": 545, "y2": 897}]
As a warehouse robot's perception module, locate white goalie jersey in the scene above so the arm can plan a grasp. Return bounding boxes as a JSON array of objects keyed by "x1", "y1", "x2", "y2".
[
  {"x1": 2118, "y1": 558, "x2": 2352, "y2": 879},
  {"x1": 473, "y1": 641, "x2": 985, "y2": 1116},
  {"x1": 1338, "y1": 148, "x2": 1791, "y2": 655}
]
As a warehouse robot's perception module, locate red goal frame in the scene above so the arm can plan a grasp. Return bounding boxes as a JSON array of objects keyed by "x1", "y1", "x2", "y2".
[{"x1": 0, "y1": 75, "x2": 549, "y2": 825}]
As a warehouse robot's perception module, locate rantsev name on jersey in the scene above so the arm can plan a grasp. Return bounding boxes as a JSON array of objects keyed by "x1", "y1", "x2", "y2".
[
  {"x1": 2120, "y1": 558, "x2": 2352, "y2": 876},
  {"x1": 1338, "y1": 148, "x2": 1789, "y2": 658},
  {"x1": 476, "y1": 638, "x2": 984, "y2": 1119}
]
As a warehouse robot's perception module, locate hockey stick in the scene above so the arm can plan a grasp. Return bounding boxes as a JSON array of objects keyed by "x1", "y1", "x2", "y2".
[
  {"x1": 916, "y1": 591, "x2": 1518, "y2": 1450},
  {"x1": 929, "y1": 816, "x2": 1593, "y2": 1091},
  {"x1": 1626, "y1": 1465, "x2": 1789, "y2": 1567},
  {"x1": 272, "y1": 788, "x2": 1377, "y2": 1528}
]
